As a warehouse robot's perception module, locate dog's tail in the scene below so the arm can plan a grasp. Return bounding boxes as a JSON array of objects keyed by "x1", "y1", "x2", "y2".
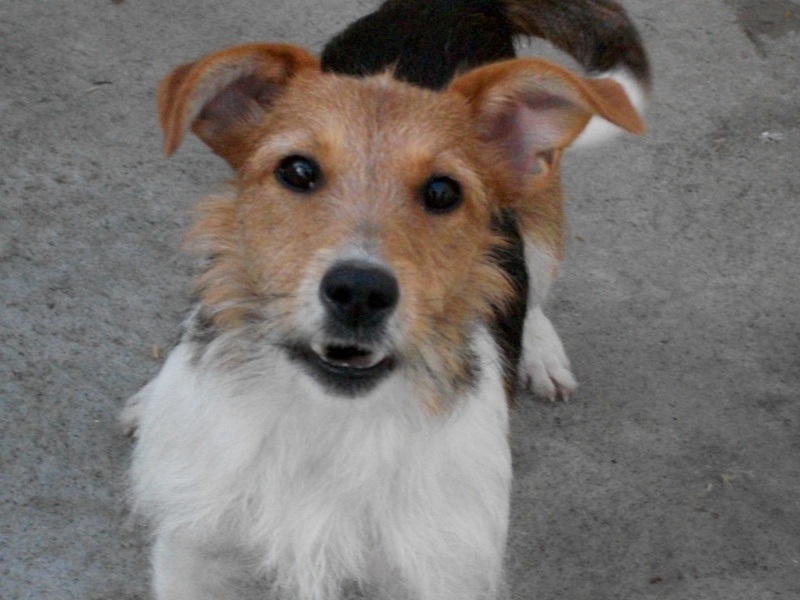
[{"x1": 504, "y1": 0, "x2": 651, "y2": 146}]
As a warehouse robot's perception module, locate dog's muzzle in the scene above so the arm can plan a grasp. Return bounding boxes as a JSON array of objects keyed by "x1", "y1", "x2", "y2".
[{"x1": 289, "y1": 261, "x2": 400, "y2": 396}]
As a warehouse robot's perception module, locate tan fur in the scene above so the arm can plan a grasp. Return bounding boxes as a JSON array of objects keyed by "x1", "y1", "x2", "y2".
[{"x1": 160, "y1": 43, "x2": 643, "y2": 403}]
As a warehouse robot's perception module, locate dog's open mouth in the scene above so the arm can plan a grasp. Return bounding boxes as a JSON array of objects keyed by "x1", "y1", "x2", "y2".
[
  {"x1": 311, "y1": 342, "x2": 389, "y2": 371},
  {"x1": 287, "y1": 340, "x2": 396, "y2": 396}
]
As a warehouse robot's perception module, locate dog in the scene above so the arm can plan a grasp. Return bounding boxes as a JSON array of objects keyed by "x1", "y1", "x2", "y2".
[{"x1": 123, "y1": 1, "x2": 649, "y2": 598}]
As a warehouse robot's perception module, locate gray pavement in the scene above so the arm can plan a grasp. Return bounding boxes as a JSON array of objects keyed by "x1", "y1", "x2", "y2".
[{"x1": 1, "y1": 0, "x2": 799, "y2": 598}]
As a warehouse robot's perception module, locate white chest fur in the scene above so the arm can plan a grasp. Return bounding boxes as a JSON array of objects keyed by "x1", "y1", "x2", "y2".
[{"x1": 130, "y1": 328, "x2": 511, "y2": 599}]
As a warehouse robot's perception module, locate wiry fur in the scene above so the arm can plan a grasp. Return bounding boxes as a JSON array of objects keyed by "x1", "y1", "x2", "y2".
[
  {"x1": 132, "y1": 330, "x2": 510, "y2": 599},
  {"x1": 124, "y1": 1, "x2": 649, "y2": 598}
]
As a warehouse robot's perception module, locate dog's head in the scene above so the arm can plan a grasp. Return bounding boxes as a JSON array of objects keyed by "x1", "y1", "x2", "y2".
[{"x1": 159, "y1": 43, "x2": 642, "y2": 403}]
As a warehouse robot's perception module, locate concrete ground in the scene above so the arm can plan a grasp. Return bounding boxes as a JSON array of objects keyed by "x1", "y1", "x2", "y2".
[{"x1": 2, "y1": 0, "x2": 799, "y2": 598}]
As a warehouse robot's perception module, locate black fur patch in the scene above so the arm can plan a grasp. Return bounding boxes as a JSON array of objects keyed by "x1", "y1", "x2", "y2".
[
  {"x1": 488, "y1": 209, "x2": 528, "y2": 396},
  {"x1": 322, "y1": 0, "x2": 650, "y2": 90},
  {"x1": 322, "y1": 0, "x2": 516, "y2": 89}
]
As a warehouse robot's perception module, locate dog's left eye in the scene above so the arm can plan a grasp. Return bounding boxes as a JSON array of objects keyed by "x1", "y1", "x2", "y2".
[
  {"x1": 275, "y1": 155, "x2": 321, "y2": 192},
  {"x1": 420, "y1": 176, "x2": 462, "y2": 214}
]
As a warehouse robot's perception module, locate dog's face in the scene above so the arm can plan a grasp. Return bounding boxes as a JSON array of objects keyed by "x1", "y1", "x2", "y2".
[
  {"x1": 159, "y1": 44, "x2": 643, "y2": 402},
  {"x1": 237, "y1": 75, "x2": 512, "y2": 398}
]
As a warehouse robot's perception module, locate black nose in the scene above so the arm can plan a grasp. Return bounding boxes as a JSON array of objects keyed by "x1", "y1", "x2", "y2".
[{"x1": 320, "y1": 261, "x2": 399, "y2": 330}]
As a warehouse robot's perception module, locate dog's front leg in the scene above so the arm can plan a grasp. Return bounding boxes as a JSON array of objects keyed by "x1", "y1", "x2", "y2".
[
  {"x1": 519, "y1": 241, "x2": 577, "y2": 401},
  {"x1": 520, "y1": 304, "x2": 576, "y2": 401},
  {"x1": 151, "y1": 532, "x2": 243, "y2": 600}
]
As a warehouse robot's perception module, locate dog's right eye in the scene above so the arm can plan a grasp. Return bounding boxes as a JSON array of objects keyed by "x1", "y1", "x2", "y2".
[
  {"x1": 420, "y1": 176, "x2": 462, "y2": 214},
  {"x1": 275, "y1": 155, "x2": 321, "y2": 193}
]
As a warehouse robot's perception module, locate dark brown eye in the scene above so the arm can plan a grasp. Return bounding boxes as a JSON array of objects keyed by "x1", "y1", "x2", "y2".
[
  {"x1": 275, "y1": 155, "x2": 321, "y2": 192},
  {"x1": 420, "y1": 176, "x2": 462, "y2": 214}
]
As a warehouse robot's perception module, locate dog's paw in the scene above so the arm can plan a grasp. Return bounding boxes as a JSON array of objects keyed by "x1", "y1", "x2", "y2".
[{"x1": 519, "y1": 306, "x2": 577, "y2": 401}]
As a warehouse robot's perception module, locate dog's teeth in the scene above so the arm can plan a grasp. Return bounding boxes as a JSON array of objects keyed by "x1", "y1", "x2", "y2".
[
  {"x1": 312, "y1": 342, "x2": 385, "y2": 369},
  {"x1": 356, "y1": 351, "x2": 385, "y2": 369},
  {"x1": 311, "y1": 341, "x2": 327, "y2": 358}
]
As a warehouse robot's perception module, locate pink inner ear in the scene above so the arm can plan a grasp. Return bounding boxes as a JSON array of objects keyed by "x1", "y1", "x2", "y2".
[
  {"x1": 196, "y1": 75, "x2": 281, "y2": 134},
  {"x1": 488, "y1": 92, "x2": 589, "y2": 174}
]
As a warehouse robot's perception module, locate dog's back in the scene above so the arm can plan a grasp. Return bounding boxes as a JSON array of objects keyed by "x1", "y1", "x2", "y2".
[
  {"x1": 323, "y1": 0, "x2": 650, "y2": 90},
  {"x1": 322, "y1": 0, "x2": 516, "y2": 89}
]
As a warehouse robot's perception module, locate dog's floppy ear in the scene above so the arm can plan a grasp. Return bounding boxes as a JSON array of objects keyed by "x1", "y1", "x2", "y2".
[
  {"x1": 449, "y1": 58, "x2": 644, "y2": 176},
  {"x1": 158, "y1": 43, "x2": 319, "y2": 168}
]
